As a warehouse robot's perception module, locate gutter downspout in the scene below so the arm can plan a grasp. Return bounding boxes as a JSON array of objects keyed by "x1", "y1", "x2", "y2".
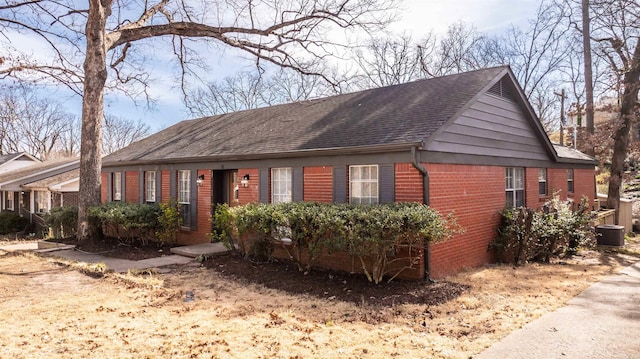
[{"x1": 411, "y1": 146, "x2": 434, "y2": 283}]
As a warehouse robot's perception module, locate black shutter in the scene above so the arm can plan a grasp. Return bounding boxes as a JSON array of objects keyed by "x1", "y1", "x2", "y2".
[
  {"x1": 259, "y1": 168, "x2": 269, "y2": 203},
  {"x1": 155, "y1": 171, "x2": 162, "y2": 203},
  {"x1": 379, "y1": 164, "x2": 395, "y2": 204},
  {"x1": 333, "y1": 166, "x2": 347, "y2": 203},
  {"x1": 190, "y1": 170, "x2": 198, "y2": 229},
  {"x1": 121, "y1": 172, "x2": 126, "y2": 201},
  {"x1": 169, "y1": 170, "x2": 176, "y2": 200},
  {"x1": 107, "y1": 173, "x2": 113, "y2": 202},
  {"x1": 138, "y1": 171, "x2": 144, "y2": 203},
  {"x1": 293, "y1": 167, "x2": 303, "y2": 202}
]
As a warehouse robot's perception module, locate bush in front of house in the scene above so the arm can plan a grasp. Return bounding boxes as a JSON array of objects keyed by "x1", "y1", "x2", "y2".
[
  {"x1": 88, "y1": 202, "x2": 162, "y2": 244},
  {"x1": 491, "y1": 196, "x2": 595, "y2": 266},
  {"x1": 44, "y1": 206, "x2": 78, "y2": 238},
  {"x1": 220, "y1": 202, "x2": 461, "y2": 284},
  {"x1": 0, "y1": 211, "x2": 30, "y2": 235}
]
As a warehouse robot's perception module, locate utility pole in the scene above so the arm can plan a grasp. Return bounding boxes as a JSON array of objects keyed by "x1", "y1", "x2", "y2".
[{"x1": 555, "y1": 89, "x2": 567, "y2": 146}]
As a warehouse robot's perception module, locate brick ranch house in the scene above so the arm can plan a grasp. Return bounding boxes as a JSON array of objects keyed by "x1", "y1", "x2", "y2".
[{"x1": 101, "y1": 66, "x2": 596, "y2": 279}]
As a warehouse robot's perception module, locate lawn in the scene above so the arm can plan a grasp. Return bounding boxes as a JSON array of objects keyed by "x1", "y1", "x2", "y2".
[{"x1": 0, "y1": 238, "x2": 638, "y2": 358}]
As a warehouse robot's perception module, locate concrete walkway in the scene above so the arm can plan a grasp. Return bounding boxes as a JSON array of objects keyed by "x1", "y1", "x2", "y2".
[
  {"x1": 0, "y1": 241, "x2": 231, "y2": 273},
  {"x1": 476, "y1": 261, "x2": 640, "y2": 359}
]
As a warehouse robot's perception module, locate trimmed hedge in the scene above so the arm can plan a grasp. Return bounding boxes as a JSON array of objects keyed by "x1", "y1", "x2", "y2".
[{"x1": 216, "y1": 202, "x2": 460, "y2": 283}]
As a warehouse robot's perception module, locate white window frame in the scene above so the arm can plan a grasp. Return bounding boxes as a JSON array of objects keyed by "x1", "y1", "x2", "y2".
[
  {"x1": 271, "y1": 167, "x2": 292, "y2": 204},
  {"x1": 113, "y1": 172, "x2": 122, "y2": 201},
  {"x1": 35, "y1": 191, "x2": 49, "y2": 213},
  {"x1": 567, "y1": 169, "x2": 574, "y2": 193},
  {"x1": 6, "y1": 191, "x2": 15, "y2": 211},
  {"x1": 506, "y1": 167, "x2": 525, "y2": 207},
  {"x1": 538, "y1": 168, "x2": 547, "y2": 196},
  {"x1": 349, "y1": 165, "x2": 379, "y2": 204},
  {"x1": 178, "y1": 170, "x2": 191, "y2": 226},
  {"x1": 145, "y1": 171, "x2": 156, "y2": 203}
]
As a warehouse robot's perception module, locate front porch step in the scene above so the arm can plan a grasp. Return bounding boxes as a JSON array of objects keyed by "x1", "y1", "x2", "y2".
[{"x1": 170, "y1": 242, "x2": 231, "y2": 258}]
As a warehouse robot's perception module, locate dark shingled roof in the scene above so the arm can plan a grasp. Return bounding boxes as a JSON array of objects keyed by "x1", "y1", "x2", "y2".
[{"x1": 105, "y1": 66, "x2": 509, "y2": 164}]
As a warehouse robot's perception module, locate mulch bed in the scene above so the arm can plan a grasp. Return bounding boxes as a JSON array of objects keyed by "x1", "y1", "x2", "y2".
[
  {"x1": 204, "y1": 253, "x2": 469, "y2": 307},
  {"x1": 47, "y1": 237, "x2": 469, "y2": 307}
]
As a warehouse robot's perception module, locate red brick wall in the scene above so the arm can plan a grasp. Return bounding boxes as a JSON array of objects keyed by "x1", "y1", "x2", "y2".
[
  {"x1": 427, "y1": 164, "x2": 504, "y2": 278},
  {"x1": 100, "y1": 173, "x2": 108, "y2": 203},
  {"x1": 237, "y1": 168, "x2": 259, "y2": 205},
  {"x1": 395, "y1": 163, "x2": 424, "y2": 203},
  {"x1": 304, "y1": 166, "x2": 333, "y2": 203},
  {"x1": 526, "y1": 167, "x2": 596, "y2": 209},
  {"x1": 161, "y1": 171, "x2": 171, "y2": 203},
  {"x1": 125, "y1": 171, "x2": 139, "y2": 203},
  {"x1": 568, "y1": 168, "x2": 596, "y2": 207},
  {"x1": 177, "y1": 169, "x2": 212, "y2": 245}
]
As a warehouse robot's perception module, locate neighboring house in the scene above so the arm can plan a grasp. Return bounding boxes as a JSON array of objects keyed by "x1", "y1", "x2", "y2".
[
  {"x1": 0, "y1": 157, "x2": 79, "y2": 228},
  {"x1": 101, "y1": 66, "x2": 596, "y2": 278},
  {"x1": 0, "y1": 152, "x2": 41, "y2": 174}
]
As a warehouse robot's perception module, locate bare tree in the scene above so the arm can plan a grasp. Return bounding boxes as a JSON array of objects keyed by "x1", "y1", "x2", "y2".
[
  {"x1": 584, "y1": 0, "x2": 640, "y2": 221},
  {"x1": 186, "y1": 67, "x2": 338, "y2": 116},
  {"x1": 354, "y1": 33, "x2": 423, "y2": 88},
  {"x1": 0, "y1": 84, "x2": 75, "y2": 159},
  {"x1": 102, "y1": 114, "x2": 151, "y2": 154},
  {"x1": 1, "y1": 0, "x2": 398, "y2": 240},
  {"x1": 185, "y1": 71, "x2": 273, "y2": 116},
  {"x1": 582, "y1": 0, "x2": 595, "y2": 136}
]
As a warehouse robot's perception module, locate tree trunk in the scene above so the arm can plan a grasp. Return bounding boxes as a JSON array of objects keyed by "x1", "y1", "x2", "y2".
[
  {"x1": 582, "y1": 0, "x2": 595, "y2": 143},
  {"x1": 606, "y1": 43, "x2": 640, "y2": 224},
  {"x1": 77, "y1": 0, "x2": 111, "y2": 241}
]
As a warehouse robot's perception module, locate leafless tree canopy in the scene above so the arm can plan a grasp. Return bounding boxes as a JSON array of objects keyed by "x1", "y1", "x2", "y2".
[
  {"x1": 0, "y1": 84, "x2": 76, "y2": 159},
  {"x1": 102, "y1": 114, "x2": 151, "y2": 154},
  {"x1": 185, "y1": 68, "x2": 338, "y2": 116}
]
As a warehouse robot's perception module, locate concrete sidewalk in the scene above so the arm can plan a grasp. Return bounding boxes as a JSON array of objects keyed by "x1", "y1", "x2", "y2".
[
  {"x1": 0, "y1": 241, "x2": 231, "y2": 273},
  {"x1": 476, "y1": 262, "x2": 640, "y2": 359}
]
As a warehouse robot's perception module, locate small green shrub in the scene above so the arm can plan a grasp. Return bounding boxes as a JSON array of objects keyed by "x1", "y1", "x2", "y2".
[
  {"x1": 44, "y1": 206, "x2": 78, "y2": 238},
  {"x1": 210, "y1": 203, "x2": 235, "y2": 250},
  {"x1": 491, "y1": 196, "x2": 596, "y2": 265},
  {"x1": 0, "y1": 211, "x2": 29, "y2": 235},
  {"x1": 156, "y1": 201, "x2": 181, "y2": 244}
]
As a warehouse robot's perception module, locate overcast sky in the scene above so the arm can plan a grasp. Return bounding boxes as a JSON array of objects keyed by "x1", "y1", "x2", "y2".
[{"x1": 54, "y1": 0, "x2": 543, "y2": 131}]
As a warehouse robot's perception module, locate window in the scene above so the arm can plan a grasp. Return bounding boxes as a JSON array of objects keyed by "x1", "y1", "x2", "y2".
[
  {"x1": 113, "y1": 172, "x2": 122, "y2": 201},
  {"x1": 567, "y1": 169, "x2": 574, "y2": 193},
  {"x1": 145, "y1": 171, "x2": 156, "y2": 203},
  {"x1": 506, "y1": 167, "x2": 525, "y2": 207},
  {"x1": 350, "y1": 165, "x2": 379, "y2": 204},
  {"x1": 538, "y1": 168, "x2": 547, "y2": 196},
  {"x1": 178, "y1": 170, "x2": 190, "y2": 225},
  {"x1": 271, "y1": 168, "x2": 292, "y2": 204},
  {"x1": 35, "y1": 191, "x2": 48, "y2": 213},
  {"x1": 6, "y1": 191, "x2": 14, "y2": 210}
]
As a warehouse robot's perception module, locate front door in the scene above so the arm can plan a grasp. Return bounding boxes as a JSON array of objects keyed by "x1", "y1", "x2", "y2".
[{"x1": 210, "y1": 170, "x2": 238, "y2": 234}]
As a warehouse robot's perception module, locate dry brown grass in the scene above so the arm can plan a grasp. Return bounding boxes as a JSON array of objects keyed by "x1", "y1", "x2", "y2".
[{"x1": 0, "y1": 245, "x2": 638, "y2": 359}]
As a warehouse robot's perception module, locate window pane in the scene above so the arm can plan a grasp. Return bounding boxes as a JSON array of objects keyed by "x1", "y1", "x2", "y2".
[
  {"x1": 349, "y1": 165, "x2": 379, "y2": 204},
  {"x1": 178, "y1": 170, "x2": 190, "y2": 203},
  {"x1": 515, "y1": 190, "x2": 524, "y2": 207},
  {"x1": 271, "y1": 168, "x2": 292, "y2": 204}
]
